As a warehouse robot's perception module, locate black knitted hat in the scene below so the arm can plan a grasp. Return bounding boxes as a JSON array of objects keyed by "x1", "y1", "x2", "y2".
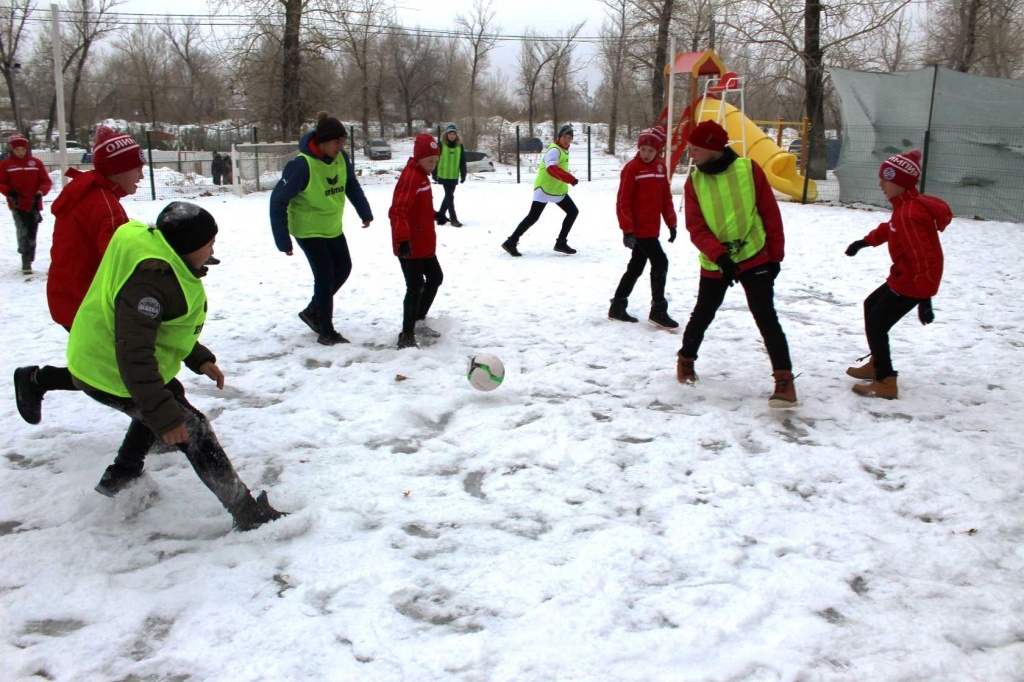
[{"x1": 156, "y1": 202, "x2": 218, "y2": 255}]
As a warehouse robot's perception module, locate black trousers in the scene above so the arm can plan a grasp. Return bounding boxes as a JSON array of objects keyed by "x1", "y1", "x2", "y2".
[
  {"x1": 12, "y1": 209, "x2": 38, "y2": 260},
  {"x1": 437, "y1": 179, "x2": 459, "y2": 221},
  {"x1": 399, "y1": 256, "x2": 444, "y2": 335},
  {"x1": 80, "y1": 377, "x2": 251, "y2": 512},
  {"x1": 296, "y1": 233, "x2": 353, "y2": 333},
  {"x1": 510, "y1": 195, "x2": 578, "y2": 242},
  {"x1": 680, "y1": 264, "x2": 792, "y2": 371},
  {"x1": 863, "y1": 283, "x2": 922, "y2": 379},
  {"x1": 614, "y1": 237, "x2": 670, "y2": 303}
]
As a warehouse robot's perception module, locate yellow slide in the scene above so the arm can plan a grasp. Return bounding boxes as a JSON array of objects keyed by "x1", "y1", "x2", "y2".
[{"x1": 693, "y1": 97, "x2": 817, "y2": 202}]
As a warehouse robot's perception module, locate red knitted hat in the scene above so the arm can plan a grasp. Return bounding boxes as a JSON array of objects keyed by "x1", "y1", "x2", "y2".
[
  {"x1": 414, "y1": 133, "x2": 440, "y2": 160},
  {"x1": 638, "y1": 126, "x2": 667, "y2": 152},
  {"x1": 879, "y1": 149, "x2": 922, "y2": 189},
  {"x1": 8, "y1": 133, "x2": 29, "y2": 150},
  {"x1": 93, "y1": 126, "x2": 145, "y2": 177},
  {"x1": 687, "y1": 120, "x2": 729, "y2": 152}
]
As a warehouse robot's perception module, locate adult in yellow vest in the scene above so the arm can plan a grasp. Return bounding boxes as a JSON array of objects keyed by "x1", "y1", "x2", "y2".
[
  {"x1": 432, "y1": 123, "x2": 466, "y2": 227},
  {"x1": 270, "y1": 112, "x2": 374, "y2": 345},
  {"x1": 67, "y1": 203, "x2": 286, "y2": 531},
  {"x1": 676, "y1": 120, "x2": 798, "y2": 408},
  {"x1": 502, "y1": 124, "x2": 580, "y2": 257}
]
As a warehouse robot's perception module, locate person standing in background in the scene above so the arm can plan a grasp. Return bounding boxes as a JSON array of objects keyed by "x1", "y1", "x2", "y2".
[
  {"x1": 433, "y1": 124, "x2": 466, "y2": 227},
  {"x1": 0, "y1": 132, "x2": 52, "y2": 274}
]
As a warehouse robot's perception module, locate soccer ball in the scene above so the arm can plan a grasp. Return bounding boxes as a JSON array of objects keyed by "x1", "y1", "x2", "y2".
[{"x1": 467, "y1": 354, "x2": 505, "y2": 391}]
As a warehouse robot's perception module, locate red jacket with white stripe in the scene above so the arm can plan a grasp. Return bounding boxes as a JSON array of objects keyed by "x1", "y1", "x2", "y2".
[
  {"x1": 0, "y1": 152, "x2": 52, "y2": 212},
  {"x1": 863, "y1": 187, "x2": 952, "y2": 298},
  {"x1": 47, "y1": 169, "x2": 129, "y2": 327},
  {"x1": 388, "y1": 158, "x2": 436, "y2": 258},
  {"x1": 616, "y1": 153, "x2": 677, "y2": 239}
]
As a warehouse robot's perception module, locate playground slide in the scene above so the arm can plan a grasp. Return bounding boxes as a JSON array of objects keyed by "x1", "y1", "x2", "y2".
[{"x1": 671, "y1": 97, "x2": 817, "y2": 202}]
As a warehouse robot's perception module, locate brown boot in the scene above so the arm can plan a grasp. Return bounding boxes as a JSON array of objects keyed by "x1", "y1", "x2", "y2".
[
  {"x1": 846, "y1": 357, "x2": 874, "y2": 380},
  {"x1": 852, "y1": 375, "x2": 898, "y2": 399},
  {"x1": 676, "y1": 355, "x2": 697, "y2": 384},
  {"x1": 768, "y1": 370, "x2": 798, "y2": 408}
]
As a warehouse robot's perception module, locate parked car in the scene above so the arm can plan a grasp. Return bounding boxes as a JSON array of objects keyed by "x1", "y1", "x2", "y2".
[
  {"x1": 787, "y1": 138, "x2": 842, "y2": 170},
  {"x1": 364, "y1": 138, "x2": 392, "y2": 160},
  {"x1": 464, "y1": 150, "x2": 495, "y2": 173},
  {"x1": 502, "y1": 136, "x2": 544, "y2": 153}
]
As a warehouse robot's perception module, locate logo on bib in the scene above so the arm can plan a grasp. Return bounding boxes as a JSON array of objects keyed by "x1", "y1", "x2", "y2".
[{"x1": 137, "y1": 297, "x2": 161, "y2": 318}]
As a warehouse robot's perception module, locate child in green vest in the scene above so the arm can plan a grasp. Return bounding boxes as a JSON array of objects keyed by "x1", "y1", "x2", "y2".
[
  {"x1": 67, "y1": 202, "x2": 286, "y2": 531},
  {"x1": 502, "y1": 124, "x2": 580, "y2": 256},
  {"x1": 433, "y1": 124, "x2": 466, "y2": 227},
  {"x1": 676, "y1": 120, "x2": 797, "y2": 408}
]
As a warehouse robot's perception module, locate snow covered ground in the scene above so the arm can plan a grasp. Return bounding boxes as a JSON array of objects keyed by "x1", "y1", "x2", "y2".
[{"x1": 2, "y1": 156, "x2": 1023, "y2": 680}]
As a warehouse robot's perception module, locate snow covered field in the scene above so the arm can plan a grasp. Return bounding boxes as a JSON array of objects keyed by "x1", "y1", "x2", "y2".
[{"x1": 2, "y1": 161, "x2": 1022, "y2": 680}]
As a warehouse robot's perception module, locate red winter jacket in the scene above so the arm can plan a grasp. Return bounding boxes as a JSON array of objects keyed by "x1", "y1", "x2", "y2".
[
  {"x1": 616, "y1": 154, "x2": 676, "y2": 239},
  {"x1": 684, "y1": 155, "x2": 784, "y2": 278},
  {"x1": 47, "y1": 169, "x2": 129, "y2": 327},
  {"x1": 389, "y1": 158, "x2": 436, "y2": 258},
  {"x1": 0, "y1": 152, "x2": 52, "y2": 212},
  {"x1": 863, "y1": 187, "x2": 951, "y2": 298}
]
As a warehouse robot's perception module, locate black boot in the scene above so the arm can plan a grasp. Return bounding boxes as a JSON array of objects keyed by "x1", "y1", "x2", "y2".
[
  {"x1": 397, "y1": 331, "x2": 418, "y2": 349},
  {"x1": 502, "y1": 238, "x2": 522, "y2": 257},
  {"x1": 317, "y1": 328, "x2": 349, "y2": 345},
  {"x1": 297, "y1": 307, "x2": 320, "y2": 334},
  {"x1": 94, "y1": 463, "x2": 144, "y2": 497},
  {"x1": 435, "y1": 211, "x2": 448, "y2": 225},
  {"x1": 13, "y1": 366, "x2": 44, "y2": 425},
  {"x1": 608, "y1": 297, "x2": 638, "y2": 323},
  {"x1": 449, "y1": 210, "x2": 463, "y2": 228},
  {"x1": 232, "y1": 491, "x2": 287, "y2": 531},
  {"x1": 649, "y1": 300, "x2": 679, "y2": 329},
  {"x1": 21, "y1": 255, "x2": 32, "y2": 274},
  {"x1": 553, "y1": 240, "x2": 577, "y2": 255}
]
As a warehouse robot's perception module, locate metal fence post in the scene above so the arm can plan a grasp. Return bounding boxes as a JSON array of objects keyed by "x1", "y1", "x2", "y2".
[
  {"x1": 145, "y1": 130, "x2": 156, "y2": 201},
  {"x1": 587, "y1": 125, "x2": 592, "y2": 182},
  {"x1": 515, "y1": 125, "x2": 521, "y2": 184}
]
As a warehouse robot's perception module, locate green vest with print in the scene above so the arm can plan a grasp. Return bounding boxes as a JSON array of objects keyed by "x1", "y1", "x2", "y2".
[
  {"x1": 691, "y1": 157, "x2": 766, "y2": 271},
  {"x1": 533, "y1": 143, "x2": 569, "y2": 197},
  {"x1": 67, "y1": 221, "x2": 207, "y2": 397},
  {"x1": 436, "y1": 143, "x2": 462, "y2": 180},
  {"x1": 286, "y1": 152, "x2": 348, "y2": 239}
]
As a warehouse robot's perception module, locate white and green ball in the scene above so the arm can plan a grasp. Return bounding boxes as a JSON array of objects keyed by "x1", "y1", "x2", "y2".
[{"x1": 467, "y1": 354, "x2": 505, "y2": 391}]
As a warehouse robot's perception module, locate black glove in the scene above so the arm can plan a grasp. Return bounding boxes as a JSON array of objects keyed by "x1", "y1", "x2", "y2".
[
  {"x1": 570, "y1": 177, "x2": 579, "y2": 186},
  {"x1": 32, "y1": 210, "x2": 42, "y2": 224},
  {"x1": 918, "y1": 298, "x2": 934, "y2": 325},
  {"x1": 668, "y1": 227, "x2": 677, "y2": 243},
  {"x1": 6, "y1": 190, "x2": 19, "y2": 204},
  {"x1": 460, "y1": 176, "x2": 466, "y2": 184},
  {"x1": 845, "y1": 239, "x2": 868, "y2": 257},
  {"x1": 769, "y1": 262, "x2": 781, "y2": 281},
  {"x1": 623, "y1": 233, "x2": 636, "y2": 249},
  {"x1": 397, "y1": 241, "x2": 411, "y2": 259},
  {"x1": 715, "y1": 255, "x2": 737, "y2": 286}
]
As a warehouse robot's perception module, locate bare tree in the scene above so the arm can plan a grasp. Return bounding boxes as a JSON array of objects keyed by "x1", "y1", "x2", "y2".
[
  {"x1": 0, "y1": 0, "x2": 35, "y2": 133},
  {"x1": 157, "y1": 17, "x2": 224, "y2": 122},
  {"x1": 516, "y1": 34, "x2": 557, "y2": 135},
  {"x1": 329, "y1": 0, "x2": 394, "y2": 136},
  {"x1": 921, "y1": 0, "x2": 1024, "y2": 77},
  {"x1": 455, "y1": 0, "x2": 499, "y2": 148},
  {"x1": 544, "y1": 22, "x2": 585, "y2": 136},
  {"x1": 389, "y1": 28, "x2": 444, "y2": 136},
  {"x1": 110, "y1": 25, "x2": 170, "y2": 124},
  {"x1": 598, "y1": 0, "x2": 633, "y2": 154}
]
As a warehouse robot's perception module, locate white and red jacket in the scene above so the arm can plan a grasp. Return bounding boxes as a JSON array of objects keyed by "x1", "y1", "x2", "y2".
[
  {"x1": 0, "y1": 151, "x2": 52, "y2": 212},
  {"x1": 388, "y1": 158, "x2": 437, "y2": 258},
  {"x1": 47, "y1": 169, "x2": 129, "y2": 328},
  {"x1": 863, "y1": 187, "x2": 952, "y2": 298},
  {"x1": 616, "y1": 153, "x2": 676, "y2": 238}
]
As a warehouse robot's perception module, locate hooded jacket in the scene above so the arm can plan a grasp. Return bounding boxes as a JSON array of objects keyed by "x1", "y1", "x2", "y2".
[
  {"x1": 0, "y1": 150, "x2": 52, "y2": 212},
  {"x1": 863, "y1": 187, "x2": 952, "y2": 298},
  {"x1": 616, "y1": 153, "x2": 676, "y2": 239},
  {"x1": 47, "y1": 168, "x2": 129, "y2": 327},
  {"x1": 389, "y1": 158, "x2": 436, "y2": 258}
]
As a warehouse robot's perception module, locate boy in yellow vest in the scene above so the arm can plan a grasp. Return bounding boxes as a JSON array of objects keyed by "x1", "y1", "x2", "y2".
[
  {"x1": 67, "y1": 202, "x2": 286, "y2": 530},
  {"x1": 432, "y1": 123, "x2": 466, "y2": 226},
  {"x1": 502, "y1": 124, "x2": 580, "y2": 256},
  {"x1": 676, "y1": 121, "x2": 797, "y2": 408}
]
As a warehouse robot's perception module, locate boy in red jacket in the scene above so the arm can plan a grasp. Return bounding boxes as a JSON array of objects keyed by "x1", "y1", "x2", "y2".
[
  {"x1": 0, "y1": 133, "x2": 52, "y2": 273},
  {"x1": 610, "y1": 126, "x2": 679, "y2": 328},
  {"x1": 390, "y1": 133, "x2": 442, "y2": 349},
  {"x1": 13, "y1": 126, "x2": 145, "y2": 425},
  {"x1": 845, "y1": 149, "x2": 952, "y2": 399}
]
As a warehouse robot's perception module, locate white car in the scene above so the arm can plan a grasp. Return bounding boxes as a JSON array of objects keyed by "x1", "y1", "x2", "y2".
[{"x1": 465, "y1": 150, "x2": 495, "y2": 173}]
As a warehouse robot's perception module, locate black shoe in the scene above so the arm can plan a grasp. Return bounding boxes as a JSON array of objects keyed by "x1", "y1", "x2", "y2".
[
  {"x1": 94, "y1": 464, "x2": 143, "y2": 497},
  {"x1": 450, "y1": 219, "x2": 463, "y2": 228},
  {"x1": 205, "y1": 255, "x2": 221, "y2": 265},
  {"x1": 502, "y1": 239, "x2": 521, "y2": 257},
  {"x1": 317, "y1": 330, "x2": 349, "y2": 345},
  {"x1": 608, "y1": 298, "x2": 638, "y2": 323},
  {"x1": 21, "y1": 256, "x2": 32, "y2": 274},
  {"x1": 13, "y1": 366, "x2": 43, "y2": 425},
  {"x1": 233, "y1": 491, "x2": 287, "y2": 531},
  {"x1": 649, "y1": 302, "x2": 679, "y2": 329},
  {"x1": 435, "y1": 212, "x2": 449, "y2": 225},
  {"x1": 298, "y1": 308, "x2": 320, "y2": 334},
  {"x1": 397, "y1": 332, "x2": 418, "y2": 349},
  {"x1": 553, "y1": 240, "x2": 577, "y2": 255}
]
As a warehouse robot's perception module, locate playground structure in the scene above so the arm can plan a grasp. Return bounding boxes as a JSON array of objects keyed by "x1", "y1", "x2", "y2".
[{"x1": 658, "y1": 49, "x2": 817, "y2": 202}]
